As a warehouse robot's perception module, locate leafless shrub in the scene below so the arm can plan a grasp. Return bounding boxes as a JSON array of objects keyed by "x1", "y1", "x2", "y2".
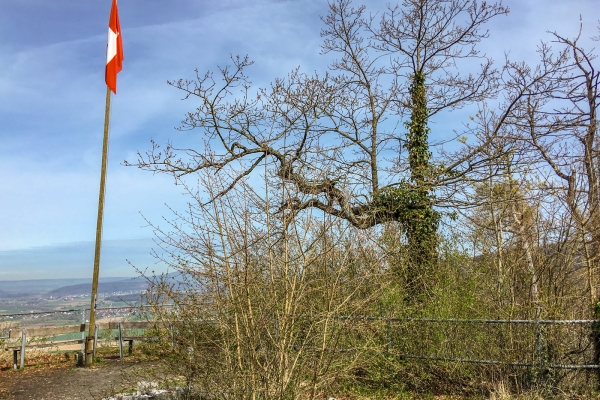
[{"x1": 141, "y1": 167, "x2": 393, "y2": 399}]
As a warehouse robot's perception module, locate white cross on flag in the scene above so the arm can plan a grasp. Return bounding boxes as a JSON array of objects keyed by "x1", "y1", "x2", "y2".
[{"x1": 105, "y1": 0, "x2": 123, "y2": 94}]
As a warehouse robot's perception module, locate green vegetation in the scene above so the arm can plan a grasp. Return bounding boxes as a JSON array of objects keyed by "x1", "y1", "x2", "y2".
[{"x1": 127, "y1": 0, "x2": 600, "y2": 398}]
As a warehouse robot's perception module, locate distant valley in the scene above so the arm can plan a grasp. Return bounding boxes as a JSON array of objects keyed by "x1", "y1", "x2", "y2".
[{"x1": 0, "y1": 277, "x2": 149, "y2": 315}]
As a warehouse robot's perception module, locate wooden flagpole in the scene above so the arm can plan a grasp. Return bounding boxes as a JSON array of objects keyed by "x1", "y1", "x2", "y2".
[{"x1": 86, "y1": 86, "x2": 112, "y2": 367}]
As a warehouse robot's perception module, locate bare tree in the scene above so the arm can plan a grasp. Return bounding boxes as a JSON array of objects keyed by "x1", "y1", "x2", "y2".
[
  {"x1": 364, "y1": 0, "x2": 511, "y2": 284},
  {"x1": 508, "y1": 27, "x2": 600, "y2": 310},
  {"x1": 128, "y1": 0, "x2": 518, "y2": 296}
]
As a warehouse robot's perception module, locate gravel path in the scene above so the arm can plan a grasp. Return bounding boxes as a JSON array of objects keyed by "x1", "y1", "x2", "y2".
[{"x1": 0, "y1": 357, "x2": 164, "y2": 400}]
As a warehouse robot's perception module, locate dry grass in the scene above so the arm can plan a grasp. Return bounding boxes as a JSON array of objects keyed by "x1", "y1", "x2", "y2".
[
  {"x1": 488, "y1": 382, "x2": 544, "y2": 400},
  {"x1": 0, "y1": 349, "x2": 74, "y2": 370}
]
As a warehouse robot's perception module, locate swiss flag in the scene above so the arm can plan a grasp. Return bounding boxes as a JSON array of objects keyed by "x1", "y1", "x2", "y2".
[{"x1": 105, "y1": 0, "x2": 123, "y2": 94}]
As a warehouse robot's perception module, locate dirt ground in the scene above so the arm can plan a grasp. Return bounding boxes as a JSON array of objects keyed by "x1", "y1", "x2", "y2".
[{"x1": 0, "y1": 354, "x2": 166, "y2": 400}]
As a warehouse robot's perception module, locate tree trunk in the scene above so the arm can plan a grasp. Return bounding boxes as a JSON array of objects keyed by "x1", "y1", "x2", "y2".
[{"x1": 403, "y1": 72, "x2": 439, "y2": 297}]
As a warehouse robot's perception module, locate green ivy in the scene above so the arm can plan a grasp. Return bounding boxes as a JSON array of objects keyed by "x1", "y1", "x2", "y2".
[{"x1": 375, "y1": 72, "x2": 439, "y2": 296}]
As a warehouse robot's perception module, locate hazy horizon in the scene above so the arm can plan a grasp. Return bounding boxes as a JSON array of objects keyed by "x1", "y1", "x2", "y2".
[{"x1": 0, "y1": 238, "x2": 168, "y2": 280}]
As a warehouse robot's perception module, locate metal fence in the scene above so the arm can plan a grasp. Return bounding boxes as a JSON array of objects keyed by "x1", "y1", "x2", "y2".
[
  {"x1": 2, "y1": 309, "x2": 599, "y2": 387},
  {"x1": 381, "y1": 317, "x2": 599, "y2": 370}
]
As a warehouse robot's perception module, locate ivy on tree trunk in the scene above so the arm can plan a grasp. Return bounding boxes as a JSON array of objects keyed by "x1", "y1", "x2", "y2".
[{"x1": 403, "y1": 72, "x2": 439, "y2": 296}]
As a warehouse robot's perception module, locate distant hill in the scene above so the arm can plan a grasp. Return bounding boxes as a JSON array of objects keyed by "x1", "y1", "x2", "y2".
[
  {"x1": 47, "y1": 278, "x2": 148, "y2": 297},
  {"x1": 0, "y1": 277, "x2": 134, "y2": 295},
  {"x1": 105, "y1": 293, "x2": 146, "y2": 302},
  {"x1": 0, "y1": 289, "x2": 29, "y2": 298}
]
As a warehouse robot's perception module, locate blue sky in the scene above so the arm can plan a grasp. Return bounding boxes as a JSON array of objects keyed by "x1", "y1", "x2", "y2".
[{"x1": 0, "y1": 0, "x2": 597, "y2": 280}]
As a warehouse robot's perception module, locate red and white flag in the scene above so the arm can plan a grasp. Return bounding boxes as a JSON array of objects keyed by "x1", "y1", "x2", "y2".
[{"x1": 105, "y1": 0, "x2": 123, "y2": 94}]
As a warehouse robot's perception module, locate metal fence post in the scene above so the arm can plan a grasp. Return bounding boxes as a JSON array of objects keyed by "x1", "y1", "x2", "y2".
[
  {"x1": 81, "y1": 309, "x2": 85, "y2": 354},
  {"x1": 8, "y1": 329, "x2": 15, "y2": 369},
  {"x1": 170, "y1": 323, "x2": 175, "y2": 349},
  {"x1": 592, "y1": 320, "x2": 600, "y2": 390},
  {"x1": 20, "y1": 329, "x2": 26, "y2": 369},
  {"x1": 118, "y1": 322, "x2": 123, "y2": 359},
  {"x1": 533, "y1": 323, "x2": 552, "y2": 389},
  {"x1": 386, "y1": 318, "x2": 392, "y2": 353}
]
